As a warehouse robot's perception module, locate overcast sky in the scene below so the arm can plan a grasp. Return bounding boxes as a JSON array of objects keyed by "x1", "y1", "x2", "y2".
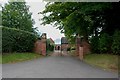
[
  {"x1": 0, "y1": 0, "x2": 65, "y2": 44},
  {"x1": 27, "y1": 2, "x2": 65, "y2": 44}
]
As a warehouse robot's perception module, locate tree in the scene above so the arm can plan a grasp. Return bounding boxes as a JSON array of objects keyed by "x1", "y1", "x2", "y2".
[
  {"x1": 41, "y1": 2, "x2": 120, "y2": 54},
  {"x1": 0, "y1": 11, "x2": 1, "y2": 26},
  {"x1": 40, "y1": 2, "x2": 112, "y2": 42},
  {"x1": 2, "y1": 0, "x2": 35, "y2": 32}
]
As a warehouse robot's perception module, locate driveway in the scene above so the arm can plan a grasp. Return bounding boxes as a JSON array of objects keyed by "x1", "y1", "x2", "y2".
[{"x1": 2, "y1": 52, "x2": 118, "y2": 78}]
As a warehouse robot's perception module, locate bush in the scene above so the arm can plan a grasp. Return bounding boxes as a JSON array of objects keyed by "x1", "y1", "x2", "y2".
[
  {"x1": 49, "y1": 45, "x2": 54, "y2": 51},
  {"x1": 99, "y1": 33, "x2": 111, "y2": 53},
  {"x1": 46, "y1": 39, "x2": 54, "y2": 52},
  {"x1": 90, "y1": 36, "x2": 99, "y2": 53},
  {"x1": 2, "y1": 27, "x2": 37, "y2": 53},
  {"x1": 47, "y1": 44, "x2": 54, "y2": 52},
  {"x1": 112, "y1": 30, "x2": 120, "y2": 55}
]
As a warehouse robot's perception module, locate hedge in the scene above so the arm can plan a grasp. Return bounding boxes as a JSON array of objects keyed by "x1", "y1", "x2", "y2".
[
  {"x1": 2, "y1": 27, "x2": 38, "y2": 53},
  {"x1": 99, "y1": 33, "x2": 112, "y2": 53},
  {"x1": 112, "y1": 30, "x2": 120, "y2": 55}
]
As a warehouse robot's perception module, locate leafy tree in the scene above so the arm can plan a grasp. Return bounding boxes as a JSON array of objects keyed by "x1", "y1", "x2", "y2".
[
  {"x1": 102, "y1": 3, "x2": 120, "y2": 36},
  {"x1": 41, "y1": 2, "x2": 120, "y2": 54},
  {"x1": 40, "y1": 2, "x2": 112, "y2": 42},
  {"x1": 0, "y1": 4, "x2": 2, "y2": 26},
  {"x1": 2, "y1": 0, "x2": 35, "y2": 32},
  {"x1": 0, "y1": 11, "x2": 1, "y2": 26}
]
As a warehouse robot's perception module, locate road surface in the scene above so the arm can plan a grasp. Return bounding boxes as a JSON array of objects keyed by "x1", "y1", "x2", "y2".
[{"x1": 2, "y1": 52, "x2": 118, "y2": 78}]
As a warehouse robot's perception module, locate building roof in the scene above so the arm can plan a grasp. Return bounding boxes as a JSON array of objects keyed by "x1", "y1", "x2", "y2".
[
  {"x1": 49, "y1": 38, "x2": 54, "y2": 43},
  {"x1": 61, "y1": 37, "x2": 69, "y2": 44}
]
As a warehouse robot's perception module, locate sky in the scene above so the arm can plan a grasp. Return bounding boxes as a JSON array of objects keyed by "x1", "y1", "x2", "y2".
[
  {"x1": 0, "y1": 0, "x2": 65, "y2": 44},
  {"x1": 27, "y1": 2, "x2": 65, "y2": 44}
]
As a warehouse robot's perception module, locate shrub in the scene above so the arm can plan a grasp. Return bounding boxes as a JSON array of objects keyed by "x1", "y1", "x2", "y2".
[
  {"x1": 112, "y1": 30, "x2": 120, "y2": 55},
  {"x1": 2, "y1": 27, "x2": 37, "y2": 53},
  {"x1": 99, "y1": 33, "x2": 111, "y2": 53},
  {"x1": 90, "y1": 36, "x2": 99, "y2": 53},
  {"x1": 46, "y1": 39, "x2": 54, "y2": 52}
]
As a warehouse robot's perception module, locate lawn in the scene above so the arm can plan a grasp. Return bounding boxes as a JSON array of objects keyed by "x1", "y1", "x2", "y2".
[
  {"x1": 84, "y1": 54, "x2": 118, "y2": 72},
  {"x1": 0, "y1": 54, "x2": 2, "y2": 63},
  {"x1": 1, "y1": 53, "x2": 43, "y2": 64}
]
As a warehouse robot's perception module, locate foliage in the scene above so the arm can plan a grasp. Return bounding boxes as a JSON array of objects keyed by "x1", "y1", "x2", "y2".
[
  {"x1": 99, "y1": 33, "x2": 111, "y2": 53},
  {"x1": 90, "y1": 36, "x2": 99, "y2": 53},
  {"x1": 0, "y1": 10, "x2": 2, "y2": 26},
  {"x1": 112, "y1": 30, "x2": 120, "y2": 55},
  {"x1": 41, "y1": 2, "x2": 112, "y2": 41},
  {"x1": 2, "y1": 27, "x2": 37, "y2": 53},
  {"x1": 2, "y1": 1, "x2": 35, "y2": 32},
  {"x1": 41, "y1": 2, "x2": 120, "y2": 54},
  {"x1": 46, "y1": 39, "x2": 54, "y2": 52},
  {"x1": 0, "y1": 26, "x2": 2, "y2": 54}
]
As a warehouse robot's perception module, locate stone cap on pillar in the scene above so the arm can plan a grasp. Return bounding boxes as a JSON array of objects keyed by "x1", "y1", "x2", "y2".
[{"x1": 41, "y1": 33, "x2": 47, "y2": 39}]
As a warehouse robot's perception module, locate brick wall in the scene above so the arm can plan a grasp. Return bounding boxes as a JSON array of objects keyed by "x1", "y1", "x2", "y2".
[
  {"x1": 76, "y1": 37, "x2": 90, "y2": 60},
  {"x1": 34, "y1": 39, "x2": 46, "y2": 56},
  {"x1": 61, "y1": 44, "x2": 70, "y2": 51},
  {"x1": 82, "y1": 40, "x2": 90, "y2": 55}
]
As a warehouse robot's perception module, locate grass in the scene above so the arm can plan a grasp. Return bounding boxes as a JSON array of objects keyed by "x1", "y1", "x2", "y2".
[
  {"x1": 1, "y1": 53, "x2": 43, "y2": 64},
  {"x1": 0, "y1": 54, "x2": 2, "y2": 63},
  {"x1": 84, "y1": 54, "x2": 118, "y2": 72}
]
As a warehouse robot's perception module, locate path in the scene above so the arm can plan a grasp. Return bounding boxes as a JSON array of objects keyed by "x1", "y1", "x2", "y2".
[{"x1": 2, "y1": 51, "x2": 118, "y2": 78}]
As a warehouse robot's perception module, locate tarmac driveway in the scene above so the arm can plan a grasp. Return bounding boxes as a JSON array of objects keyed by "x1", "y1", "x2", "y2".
[{"x1": 2, "y1": 54, "x2": 118, "y2": 78}]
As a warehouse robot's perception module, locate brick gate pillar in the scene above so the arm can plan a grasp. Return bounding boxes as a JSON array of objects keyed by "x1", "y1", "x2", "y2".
[
  {"x1": 79, "y1": 46, "x2": 83, "y2": 60},
  {"x1": 34, "y1": 33, "x2": 47, "y2": 56},
  {"x1": 76, "y1": 34, "x2": 80, "y2": 56},
  {"x1": 76, "y1": 34, "x2": 84, "y2": 60},
  {"x1": 41, "y1": 33, "x2": 47, "y2": 56}
]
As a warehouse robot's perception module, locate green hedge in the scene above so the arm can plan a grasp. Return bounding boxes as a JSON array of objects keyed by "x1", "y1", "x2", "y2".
[
  {"x1": 2, "y1": 27, "x2": 37, "y2": 53},
  {"x1": 90, "y1": 36, "x2": 99, "y2": 53},
  {"x1": 99, "y1": 33, "x2": 112, "y2": 53},
  {"x1": 90, "y1": 31, "x2": 120, "y2": 55},
  {"x1": 112, "y1": 30, "x2": 120, "y2": 55}
]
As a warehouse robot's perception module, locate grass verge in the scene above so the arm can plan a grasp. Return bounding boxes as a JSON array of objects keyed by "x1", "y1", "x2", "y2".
[
  {"x1": 84, "y1": 54, "x2": 118, "y2": 72},
  {"x1": 1, "y1": 53, "x2": 43, "y2": 64},
  {"x1": 0, "y1": 54, "x2": 2, "y2": 63}
]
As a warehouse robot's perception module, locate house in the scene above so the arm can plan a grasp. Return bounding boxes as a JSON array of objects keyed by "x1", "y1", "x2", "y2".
[{"x1": 55, "y1": 44, "x2": 61, "y2": 50}]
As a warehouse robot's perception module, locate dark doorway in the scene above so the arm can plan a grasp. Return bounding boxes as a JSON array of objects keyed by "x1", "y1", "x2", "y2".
[{"x1": 58, "y1": 46, "x2": 60, "y2": 50}]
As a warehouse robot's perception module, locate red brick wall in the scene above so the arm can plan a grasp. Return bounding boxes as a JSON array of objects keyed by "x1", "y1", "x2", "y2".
[
  {"x1": 76, "y1": 38, "x2": 80, "y2": 56},
  {"x1": 34, "y1": 39, "x2": 46, "y2": 56},
  {"x1": 61, "y1": 44, "x2": 70, "y2": 51},
  {"x1": 82, "y1": 40, "x2": 90, "y2": 55},
  {"x1": 34, "y1": 40, "x2": 41, "y2": 54},
  {"x1": 76, "y1": 38, "x2": 90, "y2": 60}
]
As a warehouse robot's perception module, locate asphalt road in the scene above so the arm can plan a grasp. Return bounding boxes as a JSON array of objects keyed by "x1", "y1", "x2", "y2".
[{"x1": 2, "y1": 53, "x2": 118, "y2": 78}]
